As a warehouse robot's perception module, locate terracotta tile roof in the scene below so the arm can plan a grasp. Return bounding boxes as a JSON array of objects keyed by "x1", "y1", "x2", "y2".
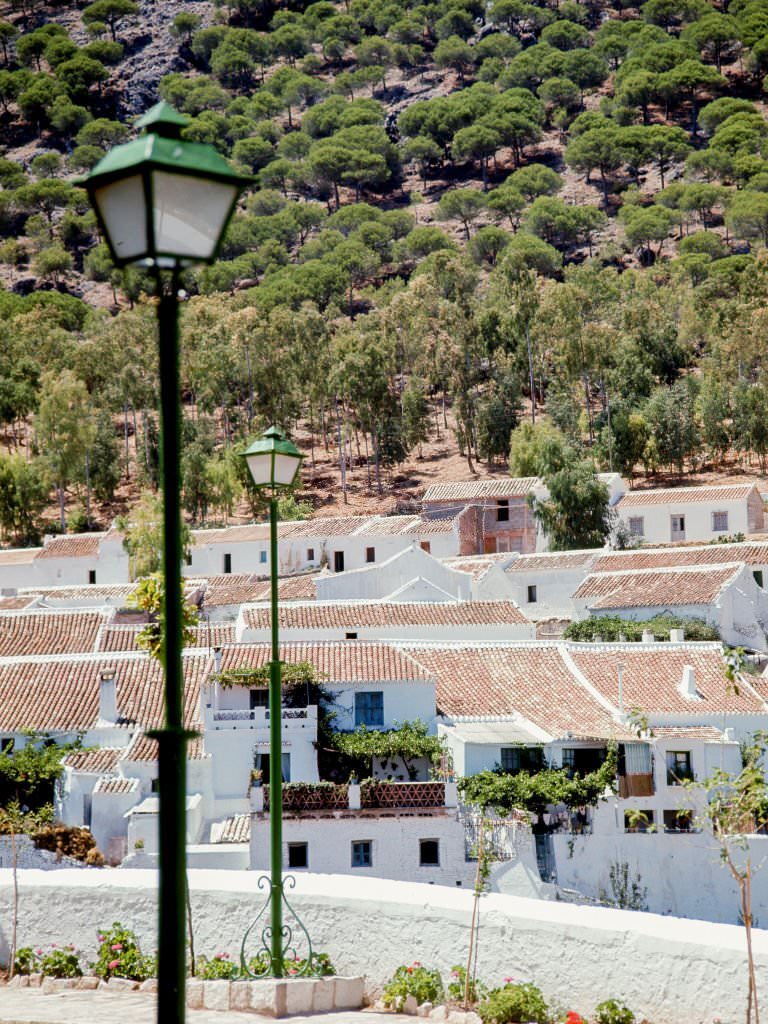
[
  {"x1": 423, "y1": 479, "x2": 539, "y2": 501},
  {"x1": 567, "y1": 644, "x2": 765, "y2": 716},
  {"x1": 242, "y1": 600, "x2": 530, "y2": 630},
  {"x1": 0, "y1": 610, "x2": 109, "y2": 657},
  {"x1": 617, "y1": 484, "x2": 757, "y2": 507},
  {"x1": 94, "y1": 776, "x2": 138, "y2": 795},
  {"x1": 217, "y1": 641, "x2": 433, "y2": 683},
  {"x1": 122, "y1": 730, "x2": 204, "y2": 762},
  {"x1": 212, "y1": 814, "x2": 251, "y2": 843},
  {"x1": 192, "y1": 524, "x2": 270, "y2": 546},
  {"x1": 505, "y1": 551, "x2": 599, "y2": 574},
  {"x1": 31, "y1": 584, "x2": 137, "y2": 603},
  {"x1": 199, "y1": 573, "x2": 319, "y2": 607},
  {"x1": 63, "y1": 747, "x2": 124, "y2": 773},
  {"x1": 402, "y1": 512, "x2": 459, "y2": 535},
  {"x1": 355, "y1": 515, "x2": 422, "y2": 536},
  {"x1": 593, "y1": 543, "x2": 768, "y2": 573},
  {"x1": 0, "y1": 652, "x2": 207, "y2": 733},
  {"x1": 98, "y1": 622, "x2": 236, "y2": 653},
  {"x1": 0, "y1": 548, "x2": 40, "y2": 565},
  {"x1": 35, "y1": 534, "x2": 105, "y2": 559},
  {"x1": 0, "y1": 596, "x2": 36, "y2": 610},
  {"x1": 279, "y1": 516, "x2": 372, "y2": 538},
  {"x1": 652, "y1": 726, "x2": 726, "y2": 740},
  {"x1": 404, "y1": 643, "x2": 626, "y2": 740},
  {"x1": 573, "y1": 564, "x2": 743, "y2": 609},
  {"x1": 442, "y1": 554, "x2": 511, "y2": 580}
]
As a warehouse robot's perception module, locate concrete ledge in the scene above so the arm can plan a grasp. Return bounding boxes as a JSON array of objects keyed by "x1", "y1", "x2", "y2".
[{"x1": 186, "y1": 976, "x2": 365, "y2": 1016}]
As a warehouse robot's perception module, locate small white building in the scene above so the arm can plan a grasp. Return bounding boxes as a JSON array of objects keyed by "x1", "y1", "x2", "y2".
[
  {"x1": 501, "y1": 550, "x2": 601, "y2": 621},
  {"x1": 615, "y1": 483, "x2": 765, "y2": 546},
  {"x1": 572, "y1": 562, "x2": 768, "y2": 650}
]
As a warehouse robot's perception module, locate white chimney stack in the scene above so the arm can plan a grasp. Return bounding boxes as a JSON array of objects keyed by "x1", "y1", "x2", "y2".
[
  {"x1": 679, "y1": 665, "x2": 698, "y2": 700},
  {"x1": 214, "y1": 646, "x2": 222, "y2": 673},
  {"x1": 641, "y1": 630, "x2": 655, "y2": 643},
  {"x1": 99, "y1": 669, "x2": 118, "y2": 723},
  {"x1": 670, "y1": 629, "x2": 685, "y2": 643}
]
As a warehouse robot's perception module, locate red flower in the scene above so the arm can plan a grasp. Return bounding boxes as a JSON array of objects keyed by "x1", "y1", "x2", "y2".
[
  {"x1": 565, "y1": 1013, "x2": 584, "y2": 1024},
  {"x1": 407, "y1": 967, "x2": 414, "y2": 974}
]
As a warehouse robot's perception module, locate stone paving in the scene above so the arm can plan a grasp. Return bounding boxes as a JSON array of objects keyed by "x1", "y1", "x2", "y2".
[{"x1": 0, "y1": 987, "x2": 411, "y2": 1024}]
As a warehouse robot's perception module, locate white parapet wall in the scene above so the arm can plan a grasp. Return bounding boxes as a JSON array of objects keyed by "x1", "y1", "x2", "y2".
[{"x1": 0, "y1": 869, "x2": 766, "y2": 1024}]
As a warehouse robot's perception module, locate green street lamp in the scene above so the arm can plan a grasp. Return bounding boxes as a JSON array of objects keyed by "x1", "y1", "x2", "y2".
[
  {"x1": 240, "y1": 426, "x2": 303, "y2": 978},
  {"x1": 81, "y1": 101, "x2": 250, "y2": 1024}
]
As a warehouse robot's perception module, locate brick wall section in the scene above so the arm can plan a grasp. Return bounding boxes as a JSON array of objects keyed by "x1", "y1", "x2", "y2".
[
  {"x1": 748, "y1": 490, "x2": 764, "y2": 534},
  {"x1": 430, "y1": 500, "x2": 537, "y2": 554}
]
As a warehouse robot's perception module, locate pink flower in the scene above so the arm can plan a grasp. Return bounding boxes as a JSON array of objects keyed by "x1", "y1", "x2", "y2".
[
  {"x1": 108, "y1": 960, "x2": 120, "y2": 970},
  {"x1": 51, "y1": 943, "x2": 57, "y2": 948},
  {"x1": 111, "y1": 944, "x2": 122, "y2": 952},
  {"x1": 97, "y1": 935, "x2": 105, "y2": 942},
  {"x1": 503, "y1": 977, "x2": 514, "y2": 984},
  {"x1": 413, "y1": 961, "x2": 421, "y2": 967}
]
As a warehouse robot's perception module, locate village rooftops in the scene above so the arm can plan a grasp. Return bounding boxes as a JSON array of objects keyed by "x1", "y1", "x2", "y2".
[
  {"x1": 62, "y1": 747, "x2": 124, "y2": 774},
  {"x1": 211, "y1": 813, "x2": 251, "y2": 843},
  {"x1": 98, "y1": 622, "x2": 236, "y2": 653},
  {"x1": 214, "y1": 640, "x2": 433, "y2": 683},
  {"x1": 122, "y1": 729, "x2": 205, "y2": 762},
  {"x1": 572, "y1": 563, "x2": 744, "y2": 610},
  {"x1": 441, "y1": 553, "x2": 515, "y2": 580},
  {"x1": 616, "y1": 484, "x2": 759, "y2": 507},
  {"x1": 0, "y1": 547, "x2": 40, "y2": 565},
  {"x1": 34, "y1": 533, "x2": 111, "y2": 559},
  {"x1": 0, "y1": 609, "x2": 112, "y2": 657},
  {"x1": 196, "y1": 572, "x2": 320, "y2": 607},
  {"x1": 593, "y1": 541, "x2": 768, "y2": 573},
  {"x1": 0, "y1": 650, "x2": 207, "y2": 733},
  {"x1": 401, "y1": 641, "x2": 630, "y2": 741},
  {"x1": 240, "y1": 599, "x2": 531, "y2": 631},
  {"x1": 423, "y1": 478, "x2": 540, "y2": 502},
  {"x1": 504, "y1": 550, "x2": 601, "y2": 574}
]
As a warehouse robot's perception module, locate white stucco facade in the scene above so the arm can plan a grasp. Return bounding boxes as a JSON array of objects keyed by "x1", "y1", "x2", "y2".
[
  {"x1": 615, "y1": 486, "x2": 764, "y2": 546},
  {"x1": 1, "y1": 869, "x2": 766, "y2": 1023}
]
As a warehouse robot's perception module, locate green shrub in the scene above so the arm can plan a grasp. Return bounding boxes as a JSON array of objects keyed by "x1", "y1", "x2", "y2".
[
  {"x1": 198, "y1": 953, "x2": 238, "y2": 980},
  {"x1": 447, "y1": 964, "x2": 487, "y2": 1006},
  {"x1": 13, "y1": 947, "x2": 39, "y2": 975},
  {"x1": 477, "y1": 982, "x2": 550, "y2": 1024},
  {"x1": 92, "y1": 922, "x2": 155, "y2": 981},
  {"x1": 594, "y1": 999, "x2": 635, "y2": 1024},
  {"x1": 382, "y1": 963, "x2": 443, "y2": 1008},
  {"x1": 40, "y1": 946, "x2": 82, "y2": 978},
  {"x1": 246, "y1": 951, "x2": 336, "y2": 977}
]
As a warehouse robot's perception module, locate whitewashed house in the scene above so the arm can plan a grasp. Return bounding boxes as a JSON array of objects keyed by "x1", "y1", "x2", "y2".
[
  {"x1": 315, "y1": 545, "x2": 474, "y2": 603},
  {"x1": 572, "y1": 562, "x2": 768, "y2": 650},
  {"x1": 615, "y1": 484, "x2": 765, "y2": 545}
]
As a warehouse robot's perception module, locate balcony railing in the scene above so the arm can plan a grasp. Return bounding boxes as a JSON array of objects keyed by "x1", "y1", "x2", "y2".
[{"x1": 212, "y1": 708, "x2": 309, "y2": 722}]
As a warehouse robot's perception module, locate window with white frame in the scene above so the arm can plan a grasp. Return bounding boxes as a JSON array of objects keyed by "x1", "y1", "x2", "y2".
[
  {"x1": 628, "y1": 516, "x2": 644, "y2": 537},
  {"x1": 712, "y1": 511, "x2": 728, "y2": 532}
]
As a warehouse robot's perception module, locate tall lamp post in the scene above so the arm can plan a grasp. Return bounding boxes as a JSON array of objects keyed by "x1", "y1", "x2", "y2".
[
  {"x1": 81, "y1": 101, "x2": 250, "y2": 1024},
  {"x1": 241, "y1": 426, "x2": 303, "y2": 977}
]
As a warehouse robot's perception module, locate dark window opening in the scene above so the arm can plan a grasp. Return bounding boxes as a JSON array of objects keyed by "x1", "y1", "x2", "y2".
[
  {"x1": 366, "y1": 546, "x2": 376, "y2": 563},
  {"x1": 666, "y1": 750, "x2": 693, "y2": 786},
  {"x1": 88, "y1": 570, "x2": 96, "y2": 585},
  {"x1": 500, "y1": 746, "x2": 544, "y2": 774},
  {"x1": 307, "y1": 548, "x2": 315, "y2": 561},
  {"x1": 754, "y1": 570, "x2": 764, "y2": 589},
  {"x1": 186, "y1": 552, "x2": 193, "y2": 566},
  {"x1": 497, "y1": 499, "x2": 509, "y2": 522},
  {"x1": 223, "y1": 553, "x2": 232, "y2": 574},
  {"x1": 0, "y1": 737, "x2": 14, "y2": 754},
  {"x1": 351, "y1": 840, "x2": 372, "y2": 867},
  {"x1": 562, "y1": 747, "x2": 607, "y2": 777},
  {"x1": 288, "y1": 842, "x2": 308, "y2": 868},
  {"x1": 420, "y1": 839, "x2": 440, "y2": 866},
  {"x1": 420, "y1": 541, "x2": 431, "y2": 553},
  {"x1": 334, "y1": 551, "x2": 345, "y2": 572},
  {"x1": 663, "y1": 810, "x2": 693, "y2": 833},
  {"x1": 249, "y1": 689, "x2": 268, "y2": 709},
  {"x1": 527, "y1": 585, "x2": 537, "y2": 603},
  {"x1": 345, "y1": 631, "x2": 358, "y2": 640},
  {"x1": 151, "y1": 778, "x2": 160, "y2": 793},
  {"x1": 624, "y1": 809, "x2": 655, "y2": 833}
]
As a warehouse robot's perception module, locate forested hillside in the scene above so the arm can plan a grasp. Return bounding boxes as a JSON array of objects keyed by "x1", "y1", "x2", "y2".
[{"x1": 1, "y1": 0, "x2": 768, "y2": 543}]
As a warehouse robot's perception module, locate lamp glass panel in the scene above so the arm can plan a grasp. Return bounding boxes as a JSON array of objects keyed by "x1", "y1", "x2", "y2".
[
  {"x1": 152, "y1": 171, "x2": 237, "y2": 260},
  {"x1": 93, "y1": 174, "x2": 148, "y2": 262},
  {"x1": 245, "y1": 453, "x2": 273, "y2": 486},
  {"x1": 273, "y1": 452, "x2": 301, "y2": 486}
]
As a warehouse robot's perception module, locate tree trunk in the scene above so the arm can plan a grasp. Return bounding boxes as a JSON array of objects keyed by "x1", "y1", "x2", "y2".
[
  {"x1": 85, "y1": 450, "x2": 91, "y2": 528},
  {"x1": 9, "y1": 824, "x2": 17, "y2": 980},
  {"x1": 526, "y1": 324, "x2": 536, "y2": 425},
  {"x1": 58, "y1": 483, "x2": 66, "y2": 532}
]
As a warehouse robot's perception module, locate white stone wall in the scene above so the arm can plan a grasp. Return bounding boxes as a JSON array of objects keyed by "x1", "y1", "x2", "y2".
[
  {"x1": 554, "y1": 829, "x2": 768, "y2": 924},
  {"x1": 316, "y1": 547, "x2": 472, "y2": 603},
  {"x1": 0, "y1": 869, "x2": 766, "y2": 1023},
  {"x1": 504, "y1": 567, "x2": 592, "y2": 620},
  {"x1": 250, "y1": 812, "x2": 477, "y2": 887},
  {"x1": 0, "y1": 837, "x2": 88, "y2": 870}
]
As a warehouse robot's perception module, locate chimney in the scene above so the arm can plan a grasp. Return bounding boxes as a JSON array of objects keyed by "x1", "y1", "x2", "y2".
[
  {"x1": 641, "y1": 630, "x2": 655, "y2": 643},
  {"x1": 99, "y1": 669, "x2": 118, "y2": 723},
  {"x1": 679, "y1": 665, "x2": 698, "y2": 700},
  {"x1": 670, "y1": 628, "x2": 685, "y2": 643},
  {"x1": 214, "y1": 646, "x2": 222, "y2": 673}
]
